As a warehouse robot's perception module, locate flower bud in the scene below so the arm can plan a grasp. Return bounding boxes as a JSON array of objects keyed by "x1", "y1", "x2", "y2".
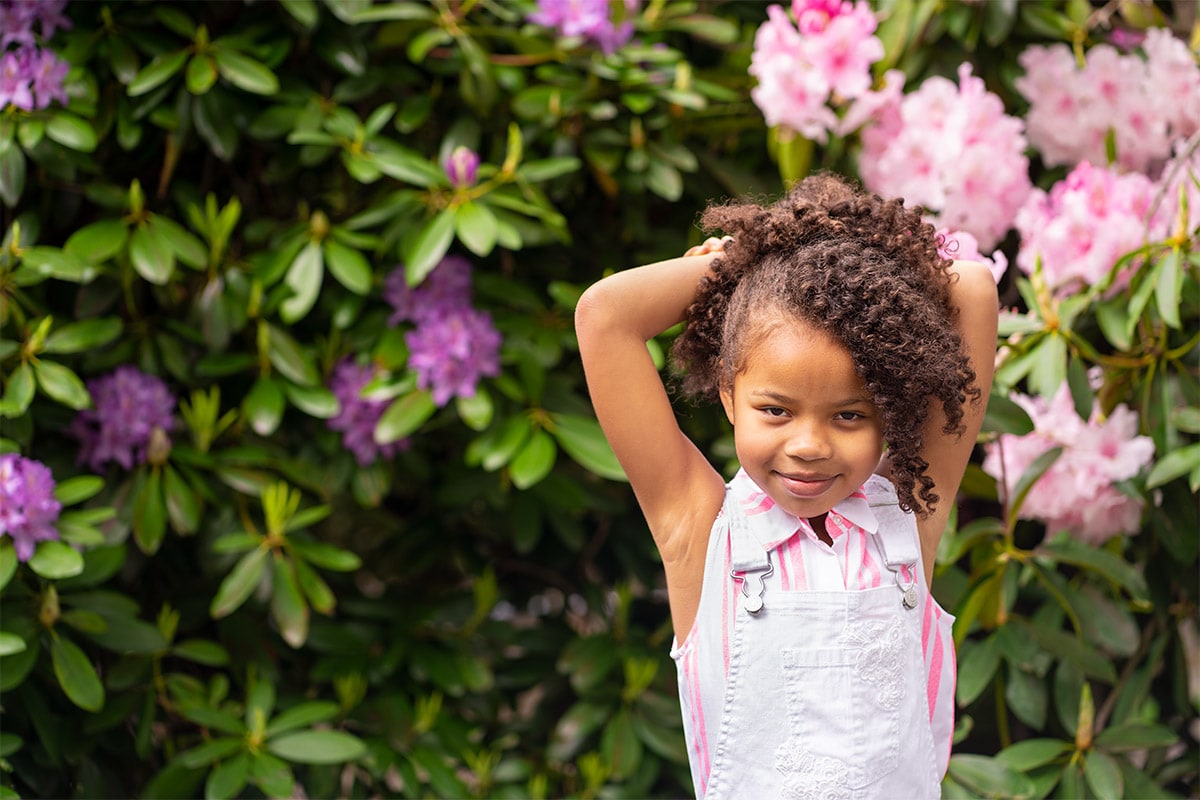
[{"x1": 443, "y1": 146, "x2": 480, "y2": 188}]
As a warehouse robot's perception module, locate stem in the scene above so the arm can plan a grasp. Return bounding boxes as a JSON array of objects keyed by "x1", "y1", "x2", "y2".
[{"x1": 1093, "y1": 617, "x2": 1160, "y2": 731}]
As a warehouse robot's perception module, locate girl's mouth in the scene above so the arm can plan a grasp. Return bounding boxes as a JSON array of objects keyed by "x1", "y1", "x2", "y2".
[{"x1": 776, "y1": 472, "x2": 836, "y2": 498}]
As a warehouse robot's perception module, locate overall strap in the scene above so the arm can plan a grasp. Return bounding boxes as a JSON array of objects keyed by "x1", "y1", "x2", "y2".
[
  {"x1": 867, "y1": 482, "x2": 921, "y2": 610},
  {"x1": 725, "y1": 491, "x2": 772, "y2": 615}
]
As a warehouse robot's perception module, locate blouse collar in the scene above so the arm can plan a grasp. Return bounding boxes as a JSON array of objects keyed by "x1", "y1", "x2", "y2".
[{"x1": 730, "y1": 468, "x2": 880, "y2": 551}]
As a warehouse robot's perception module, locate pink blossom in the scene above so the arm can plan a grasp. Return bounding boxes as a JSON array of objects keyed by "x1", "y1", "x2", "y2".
[
  {"x1": 1016, "y1": 31, "x2": 1199, "y2": 174},
  {"x1": 982, "y1": 384, "x2": 1155, "y2": 546},
  {"x1": 859, "y1": 63, "x2": 1031, "y2": 250},
  {"x1": 1014, "y1": 161, "x2": 1157, "y2": 294},
  {"x1": 749, "y1": 2, "x2": 883, "y2": 143}
]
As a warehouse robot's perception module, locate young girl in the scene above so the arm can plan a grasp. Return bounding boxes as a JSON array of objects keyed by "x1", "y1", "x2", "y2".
[{"x1": 574, "y1": 174, "x2": 998, "y2": 799}]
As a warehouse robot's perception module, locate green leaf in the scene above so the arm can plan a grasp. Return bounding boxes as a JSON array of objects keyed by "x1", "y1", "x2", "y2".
[
  {"x1": 287, "y1": 538, "x2": 360, "y2": 571},
  {"x1": 995, "y1": 738, "x2": 1071, "y2": 771},
  {"x1": 982, "y1": 391, "x2": 1035, "y2": 435},
  {"x1": 376, "y1": 389, "x2": 437, "y2": 443},
  {"x1": 243, "y1": 377, "x2": 285, "y2": 436},
  {"x1": 164, "y1": 464, "x2": 202, "y2": 535},
  {"x1": 281, "y1": 240, "x2": 323, "y2": 323},
  {"x1": 177, "y1": 737, "x2": 244, "y2": 768},
  {"x1": 270, "y1": 557, "x2": 309, "y2": 649},
  {"x1": 517, "y1": 157, "x2": 581, "y2": 182},
  {"x1": 283, "y1": 382, "x2": 339, "y2": 419},
  {"x1": 402, "y1": 209, "x2": 456, "y2": 286},
  {"x1": 0, "y1": 138, "x2": 26, "y2": 206},
  {"x1": 213, "y1": 48, "x2": 279, "y2": 95},
  {"x1": 249, "y1": 751, "x2": 294, "y2": 797},
  {"x1": 86, "y1": 616, "x2": 169, "y2": 654},
  {"x1": 454, "y1": 201, "x2": 498, "y2": 257},
  {"x1": 43, "y1": 317, "x2": 124, "y2": 355},
  {"x1": 0, "y1": 631, "x2": 26, "y2": 657},
  {"x1": 509, "y1": 429, "x2": 556, "y2": 490},
  {"x1": 956, "y1": 633, "x2": 1002, "y2": 706},
  {"x1": 132, "y1": 468, "x2": 167, "y2": 555},
  {"x1": 266, "y1": 324, "x2": 320, "y2": 387},
  {"x1": 171, "y1": 639, "x2": 230, "y2": 666},
  {"x1": 18, "y1": 245, "x2": 95, "y2": 283},
  {"x1": 263, "y1": 701, "x2": 340, "y2": 738},
  {"x1": 1066, "y1": 354, "x2": 1093, "y2": 420},
  {"x1": 1093, "y1": 722, "x2": 1178, "y2": 751},
  {"x1": 1153, "y1": 247, "x2": 1183, "y2": 329},
  {"x1": 28, "y1": 540, "x2": 85, "y2": 580},
  {"x1": 601, "y1": 707, "x2": 643, "y2": 781},
  {"x1": 153, "y1": 216, "x2": 207, "y2": 269},
  {"x1": 550, "y1": 414, "x2": 626, "y2": 481},
  {"x1": 64, "y1": 219, "x2": 129, "y2": 264},
  {"x1": 45, "y1": 112, "x2": 98, "y2": 152},
  {"x1": 2, "y1": 361, "x2": 35, "y2": 416},
  {"x1": 947, "y1": 754, "x2": 1036, "y2": 799},
  {"x1": 1094, "y1": 298, "x2": 1132, "y2": 350},
  {"x1": 185, "y1": 54, "x2": 218, "y2": 94},
  {"x1": 210, "y1": 547, "x2": 268, "y2": 618},
  {"x1": 1145, "y1": 442, "x2": 1199, "y2": 489},
  {"x1": 293, "y1": 558, "x2": 335, "y2": 615},
  {"x1": 323, "y1": 238, "x2": 372, "y2": 295},
  {"x1": 50, "y1": 633, "x2": 105, "y2": 712},
  {"x1": 455, "y1": 388, "x2": 493, "y2": 431},
  {"x1": 266, "y1": 730, "x2": 366, "y2": 765},
  {"x1": 130, "y1": 223, "x2": 175, "y2": 284},
  {"x1": 0, "y1": 540, "x2": 17, "y2": 591},
  {"x1": 1039, "y1": 536, "x2": 1149, "y2": 602},
  {"x1": 33, "y1": 359, "x2": 91, "y2": 409},
  {"x1": 128, "y1": 49, "x2": 189, "y2": 96},
  {"x1": 205, "y1": 751, "x2": 250, "y2": 800},
  {"x1": 1083, "y1": 749, "x2": 1123, "y2": 800}
]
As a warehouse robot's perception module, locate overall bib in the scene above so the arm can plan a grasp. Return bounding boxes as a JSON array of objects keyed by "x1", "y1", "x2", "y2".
[{"x1": 701, "y1": 485, "x2": 943, "y2": 800}]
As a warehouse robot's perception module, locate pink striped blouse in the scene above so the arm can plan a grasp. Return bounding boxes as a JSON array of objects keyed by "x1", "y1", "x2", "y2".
[{"x1": 670, "y1": 470, "x2": 957, "y2": 798}]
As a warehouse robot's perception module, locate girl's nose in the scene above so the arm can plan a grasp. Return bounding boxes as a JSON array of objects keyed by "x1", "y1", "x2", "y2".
[{"x1": 784, "y1": 420, "x2": 832, "y2": 460}]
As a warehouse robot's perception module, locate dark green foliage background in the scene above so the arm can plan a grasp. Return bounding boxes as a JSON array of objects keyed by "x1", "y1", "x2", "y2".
[{"x1": 0, "y1": 1, "x2": 1196, "y2": 798}]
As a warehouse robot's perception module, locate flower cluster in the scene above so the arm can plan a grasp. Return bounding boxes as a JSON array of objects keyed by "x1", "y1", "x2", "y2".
[
  {"x1": 858, "y1": 63, "x2": 1032, "y2": 250},
  {"x1": 1014, "y1": 160, "x2": 1159, "y2": 295},
  {"x1": 0, "y1": 454, "x2": 61, "y2": 561},
  {"x1": 69, "y1": 366, "x2": 177, "y2": 472},
  {"x1": 0, "y1": 0, "x2": 70, "y2": 111},
  {"x1": 327, "y1": 359, "x2": 406, "y2": 466},
  {"x1": 384, "y1": 255, "x2": 502, "y2": 407},
  {"x1": 1015, "y1": 30, "x2": 1200, "y2": 174},
  {"x1": 527, "y1": 0, "x2": 639, "y2": 54},
  {"x1": 748, "y1": 0, "x2": 884, "y2": 143},
  {"x1": 982, "y1": 383, "x2": 1155, "y2": 546}
]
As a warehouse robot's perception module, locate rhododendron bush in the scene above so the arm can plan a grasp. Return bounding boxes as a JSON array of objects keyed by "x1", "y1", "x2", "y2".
[{"x1": 1, "y1": 1, "x2": 1196, "y2": 798}]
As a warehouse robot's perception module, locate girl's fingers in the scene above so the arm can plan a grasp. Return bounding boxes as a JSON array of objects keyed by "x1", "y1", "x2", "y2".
[{"x1": 683, "y1": 236, "x2": 732, "y2": 257}]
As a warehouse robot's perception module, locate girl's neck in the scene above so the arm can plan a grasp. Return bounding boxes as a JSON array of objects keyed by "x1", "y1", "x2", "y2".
[{"x1": 809, "y1": 513, "x2": 833, "y2": 546}]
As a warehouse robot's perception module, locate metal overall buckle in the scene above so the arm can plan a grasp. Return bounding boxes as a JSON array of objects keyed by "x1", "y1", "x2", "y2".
[
  {"x1": 896, "y1": 563, "x2": 918, "y2": 610},
  {"x1": 731, "y1": 559, "x2": 773, "y2": 615}
]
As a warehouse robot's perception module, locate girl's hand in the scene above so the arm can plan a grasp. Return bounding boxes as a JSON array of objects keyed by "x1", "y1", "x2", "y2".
[{"x1": 683, "y1": 236, "x2": 733, "y2": 258}]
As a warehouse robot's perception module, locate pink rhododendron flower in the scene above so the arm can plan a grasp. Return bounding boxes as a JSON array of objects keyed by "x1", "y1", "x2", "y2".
[
  {"x1": 1014, "y1": 161, "x2": 1158, "y2": 294},
  {"x1": 982, "y1": 384, "x2": 1155, "y2": 546},
  {"x1": 859, "y1": 63, "x2": 1031, "y2": 250},
  {"x1": 327, "y1": 359, "x2": 407, "y2": 466},
  {"x1": 937, "y1": 228, "x2": 1007, "y2": 284},
  {"x1": 1154, "y1": 139, "x2": 1200, "y2": 240},
  {"x1": 749, "y1": 1, "x2": 882, "y2": 143},
  {"x1": 528, "y1": 0, "x2": 639, "y2": 54},
  {"x1": 1016, "y1": 30, "x2": 1199, "y2": 174}
]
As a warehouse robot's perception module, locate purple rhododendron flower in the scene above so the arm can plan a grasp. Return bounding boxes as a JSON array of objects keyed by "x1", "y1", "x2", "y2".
[
  {"x1": 0, "y1": 1, "x2": 71, "y2": 111},
  {"x1": 28, "y1": 46, "x2": 68, "y2": 108},
  {"x1": 327, "y1": 359, "x2": 406, "y2": 466},
  {"x1": 406, "y1": 306, "x2": 502, "y2": 407},
  {"x1": 69, "y1": 366, "x2": 177, "y2": 472},
  {"x1": 528, "y1": 0, "x2": 638, "y2": 54},
  {"x1": 443, "y1": 146, "x2": 480, "y2": 188},
  {"x1": 0, "y1": 454, "x2": 62, "y2": 561},
  {"x1": 0, "y1": 49, "x2": 34, "y2": 110},
  {"x1": 384, "y1": 254, "x2": 474, "y2": 327}
]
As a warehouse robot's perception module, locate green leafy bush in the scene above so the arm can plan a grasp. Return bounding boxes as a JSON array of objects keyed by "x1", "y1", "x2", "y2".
[{"x1": 0, "y1": 1, "x2": 1196, "y2": 798}]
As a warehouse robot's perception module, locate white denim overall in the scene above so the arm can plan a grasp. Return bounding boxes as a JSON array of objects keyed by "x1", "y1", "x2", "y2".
[{"x1": 700, "y1": 484, "x2": 942, "y2": 800}]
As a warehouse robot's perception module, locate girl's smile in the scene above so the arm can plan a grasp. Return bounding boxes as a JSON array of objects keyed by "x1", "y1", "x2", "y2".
[{"x1": 720, "y1": 315, "x2": 885, "y2": 527}]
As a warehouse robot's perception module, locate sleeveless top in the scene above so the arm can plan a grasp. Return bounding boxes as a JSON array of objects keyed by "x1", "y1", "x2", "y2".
[{"x1": 670, "y1": 469, "x2": 956, "y2": 799}]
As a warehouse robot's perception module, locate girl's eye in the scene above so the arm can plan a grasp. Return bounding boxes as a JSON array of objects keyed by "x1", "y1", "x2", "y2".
[
  {"x1": 835, "y1": 411, "x2": 865, "y2": 421},
  {"x1": 762, "y1": 407, "x2": 788, "y2": 418}
]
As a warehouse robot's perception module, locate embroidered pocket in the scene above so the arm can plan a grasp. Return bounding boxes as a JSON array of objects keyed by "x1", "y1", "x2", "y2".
[{"x1": 778, "y1": 621, "x2": 904, "y2": 792}]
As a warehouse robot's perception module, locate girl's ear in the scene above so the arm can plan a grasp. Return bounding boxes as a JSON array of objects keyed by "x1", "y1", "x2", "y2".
[{"x1": 719, "y1": 381, "x2": 735, "y2": 425}]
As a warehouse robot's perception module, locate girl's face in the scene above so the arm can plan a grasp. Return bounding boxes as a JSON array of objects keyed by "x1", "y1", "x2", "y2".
[{"x1": 720, "y1": 315, "x2": 885, "y2": 522}]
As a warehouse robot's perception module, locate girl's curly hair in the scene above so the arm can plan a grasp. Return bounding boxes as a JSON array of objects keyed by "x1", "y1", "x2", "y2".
[{"x1": 672, "y1": 173, "x2": 979, "y2": 516}]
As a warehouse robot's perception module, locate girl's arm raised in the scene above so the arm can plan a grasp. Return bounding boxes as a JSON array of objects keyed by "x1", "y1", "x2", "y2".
[
  {"x1": 574, "y1": 245, "x2": 729, "y2": 639},
  {"x1": 916, "y1": 260, "x2": 999, "y2": 578}
]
